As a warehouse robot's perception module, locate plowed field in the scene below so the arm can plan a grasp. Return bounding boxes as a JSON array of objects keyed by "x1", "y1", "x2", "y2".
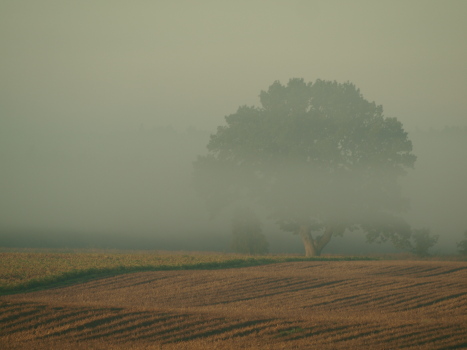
[{"x1": 1, "y1": 260, "x2": 466, "y2": 349}]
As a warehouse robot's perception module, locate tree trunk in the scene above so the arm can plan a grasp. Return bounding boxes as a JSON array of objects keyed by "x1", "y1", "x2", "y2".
[
  {"x1": 299, "y1": 225, "x2": 317, "y2": 257},
  {"x1": 299, "y1": 225, "x2": 336, "y2": 257}
]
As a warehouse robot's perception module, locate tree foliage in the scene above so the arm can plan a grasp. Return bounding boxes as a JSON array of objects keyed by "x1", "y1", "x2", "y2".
[{"x1": 194, "y1": 78, "x2": 416, "y2": 256}]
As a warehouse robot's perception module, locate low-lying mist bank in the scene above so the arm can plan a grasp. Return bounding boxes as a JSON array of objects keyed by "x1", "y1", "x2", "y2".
[
  {"x1": 400, "y1": 127, "x2": 467, "y2": 253},
  {"x1": 1, "y1": 126, "x2": 466, "y2": 255},
  {"x1": 0, "y1": 227, "x2": 414, "y2": 256}
]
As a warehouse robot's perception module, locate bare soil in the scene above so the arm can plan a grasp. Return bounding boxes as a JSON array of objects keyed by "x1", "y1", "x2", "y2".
[{"x1": 1, "y1": 260, "x2": 466, "y2": 349}]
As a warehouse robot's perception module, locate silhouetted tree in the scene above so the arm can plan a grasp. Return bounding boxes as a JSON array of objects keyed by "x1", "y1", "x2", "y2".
[
  {"x1": 230, "y1": 207, "x2": 269, "y2": 255},
  {"x1": 457, "y1": 230, "x2": 467, "y2": 255},
  {"x1": 194, "y1": 78, "x2": 416, "y2": 256},
  {"x1": 410, "y1": 228, "x2": 438, "y2": 257}
]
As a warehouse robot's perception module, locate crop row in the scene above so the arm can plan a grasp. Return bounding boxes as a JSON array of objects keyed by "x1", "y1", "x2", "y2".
[{"x1": 0, "y1": 250, "x2": 371, "y2": 294}]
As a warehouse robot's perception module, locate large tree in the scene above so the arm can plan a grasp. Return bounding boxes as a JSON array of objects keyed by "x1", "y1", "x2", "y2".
[{"x1": 194, "y1": 78, "x2": 416, "y2": 256}]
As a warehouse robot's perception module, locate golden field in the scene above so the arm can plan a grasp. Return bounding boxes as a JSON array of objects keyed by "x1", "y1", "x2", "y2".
[{"x1": 0, "y1": 252, "x2": 466, "y2": 349}]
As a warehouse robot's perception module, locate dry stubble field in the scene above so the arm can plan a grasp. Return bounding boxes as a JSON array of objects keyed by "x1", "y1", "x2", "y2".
[{"x1": 1, "y1": 259, "x2": 466, "y2": 349}]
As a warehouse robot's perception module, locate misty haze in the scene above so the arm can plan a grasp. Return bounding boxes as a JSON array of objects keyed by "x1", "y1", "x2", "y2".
[
  {"x1": 1, "y1": 88, "x2": 466, "y2": 255},
  {"x1": 0, "y1": 1, "x2": 466, "y2": 254},
  {"x1": 1, "y1": 3, "x2": 467, "y2": 349}
]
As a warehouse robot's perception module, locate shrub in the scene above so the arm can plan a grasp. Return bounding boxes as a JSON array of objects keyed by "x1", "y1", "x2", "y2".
[
  {"x1": 231, "y1": 207, "x2": 269, "y2": 255},
  {"x1": 410, "y1": 228, "x2": 438, "y2": 257}
]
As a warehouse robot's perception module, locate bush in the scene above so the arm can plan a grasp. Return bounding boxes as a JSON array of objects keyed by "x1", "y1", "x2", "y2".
[
  {"x1": 410, "y1": 228, "x2": 438, "y2": 257},
  {"x1": 231, "y1": 207, "x2": 269, "y2": 255}
]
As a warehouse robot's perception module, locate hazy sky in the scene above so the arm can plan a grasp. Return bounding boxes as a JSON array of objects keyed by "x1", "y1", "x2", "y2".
[{"x1": 1, "y1": 0, "x2": 466, "y2": 133}]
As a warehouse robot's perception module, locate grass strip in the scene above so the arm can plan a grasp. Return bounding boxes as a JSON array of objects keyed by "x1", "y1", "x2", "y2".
[{"x1": 0, "y1": 255, "x2": 375, "y2": 295}]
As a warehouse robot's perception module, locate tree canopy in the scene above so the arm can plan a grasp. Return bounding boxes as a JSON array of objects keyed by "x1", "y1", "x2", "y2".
[{"x1": 194, "y1": 78, "x2": 416, "y2": 256}]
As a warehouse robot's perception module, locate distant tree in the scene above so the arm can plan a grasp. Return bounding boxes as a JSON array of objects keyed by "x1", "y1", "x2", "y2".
[
  {"x1": 410, "y1": 228, "x2": 439, "y2": 257},
  {"x1": 193, "y1": 78, "x2": 416, "y2": 256},
  {"x1": 457, "y1": 230, "x2": 467, "y2": 255},
  {"x1": 230, "y1": 207, "x2": 269, "y2": 255}
]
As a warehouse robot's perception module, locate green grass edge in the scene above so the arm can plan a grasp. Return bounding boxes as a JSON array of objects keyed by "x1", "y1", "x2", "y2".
[{"x1": 0, "y1": 256, "x2": 376, "y2": 296}]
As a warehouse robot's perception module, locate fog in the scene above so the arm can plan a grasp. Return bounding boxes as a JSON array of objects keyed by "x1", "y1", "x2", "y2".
[
  {"x1": 0, "y1": 127, "x2": 227, "y2": 250},
  {"x1": 1, "y1": 125, "x2": 466, "y2": 254},
  {"x1": 400, "y1": 128, "x2": 467, "y2": 253},
  {"x1": 1, "y1": 1, "x2": 466, "y2": 253}
]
